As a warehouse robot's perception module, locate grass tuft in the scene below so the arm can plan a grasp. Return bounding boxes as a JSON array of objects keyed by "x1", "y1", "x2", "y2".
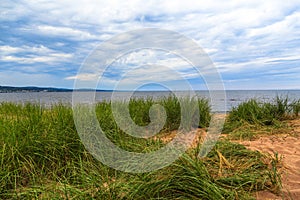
[{"x1": 223, "y1": 96, "x2": 299, "y2": 135}]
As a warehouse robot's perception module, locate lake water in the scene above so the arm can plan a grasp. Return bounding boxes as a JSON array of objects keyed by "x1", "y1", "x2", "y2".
[{"x1": 0, "y1": 90, "x2": 300, "y2": 112}]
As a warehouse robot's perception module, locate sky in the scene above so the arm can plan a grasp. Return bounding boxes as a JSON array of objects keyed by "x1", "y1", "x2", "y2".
[{"x1": 1, "y1": 0, "x2": 300, "y2": 90}]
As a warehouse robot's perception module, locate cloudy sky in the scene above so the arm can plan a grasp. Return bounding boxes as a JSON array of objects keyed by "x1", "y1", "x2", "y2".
[{"x1": 1, "y1": 0, "x2": 300, "y2": 90}]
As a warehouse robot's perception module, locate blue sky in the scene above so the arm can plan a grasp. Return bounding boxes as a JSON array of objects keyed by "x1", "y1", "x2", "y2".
[{"x1": 1, "y1": 0, "x2": 300, "y2": 90}]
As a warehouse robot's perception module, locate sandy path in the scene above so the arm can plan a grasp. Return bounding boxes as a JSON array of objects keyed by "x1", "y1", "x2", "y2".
[{"x1": 237, "y1": 119, "x2": 300, "y2": 200}]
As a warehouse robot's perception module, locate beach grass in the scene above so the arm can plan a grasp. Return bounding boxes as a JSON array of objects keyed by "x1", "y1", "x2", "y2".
[
  {"x1": 0, "y1": 96, "x2": 284, "y2": 199},
  {"x1": 223, "y1": 96, "x2": 300, "y2": 140}
]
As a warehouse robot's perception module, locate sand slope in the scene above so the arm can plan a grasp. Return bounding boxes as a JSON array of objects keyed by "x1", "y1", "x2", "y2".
[{"x1": 238, "y1": 119, "x2": 300, "y2": 200}]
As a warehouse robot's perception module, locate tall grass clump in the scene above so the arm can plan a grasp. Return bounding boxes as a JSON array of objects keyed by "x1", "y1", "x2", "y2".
[
  {"x1": 0, "y1": 103, "x2": 82, "y2": 198},
  {"x1": 127, "y1": 141, "x2": 281, "y2": 199},
  {"x1": 291, "y1": 99, "x2": 300, "y2": 117},
  {"x1": 96, "y1": 95, "x2": 211, "y2": 134},
  {"x1": 93, "y1": 96, "x2": 210, "y2": 152},
  {"x1": 198, "y1": 98, "x2": 211, "y2": 128},
  {"x1": 224, "y1": 96, "x2": 300, "y2": 134}
]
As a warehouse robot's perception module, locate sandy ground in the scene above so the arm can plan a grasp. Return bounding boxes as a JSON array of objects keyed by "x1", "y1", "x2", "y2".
[
  {"x1": 156, "y1": 116, "x2": 300, "y2": 199},
  {"x1": 237, "y1": 119, "x2": 300, "y2": 200}
]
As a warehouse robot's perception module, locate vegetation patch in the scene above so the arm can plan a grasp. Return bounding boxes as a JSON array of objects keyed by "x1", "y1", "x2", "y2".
[
  {"x1": 0, "y1": 97, "x2": 284, "y2": 199},
  {"x1": 223, "y1": 96, "x2": 299, "y2": 140}
]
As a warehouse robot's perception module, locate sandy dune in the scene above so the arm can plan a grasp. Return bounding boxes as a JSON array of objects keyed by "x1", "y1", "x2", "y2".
[{"x1": 238, "y1": 119, "x2": 300, "y2": 200}]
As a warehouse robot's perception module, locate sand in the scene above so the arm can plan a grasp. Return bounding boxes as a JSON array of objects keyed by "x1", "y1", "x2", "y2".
[
  {"x1": 156, "y1": 116, "x2": 300, "y2": 199},
  {"x1": 237, "y1": 119, "x2": 300, "y2": 200}
]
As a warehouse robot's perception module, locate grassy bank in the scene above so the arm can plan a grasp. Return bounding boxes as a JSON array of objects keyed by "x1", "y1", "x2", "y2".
[
  {"x1": 0, "y1": 96, "x2": 287, "y2": 199},
  {"x1": 224, "y1": 96, "x2": 300, "y2": 140}
]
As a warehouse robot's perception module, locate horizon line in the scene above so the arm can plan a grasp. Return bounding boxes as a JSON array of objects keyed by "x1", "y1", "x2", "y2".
[{"x1": 1, "y1": 85, "x2": 300, "y2": 92}]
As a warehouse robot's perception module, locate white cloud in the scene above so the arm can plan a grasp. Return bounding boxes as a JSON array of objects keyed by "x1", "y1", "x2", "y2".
[
  {"x1": 65, "y1": 73, "x2": 98, "y2": 81},
  {"x1": 0, "y1": 45, "x2": 22, "y2": 54},
  {"x1": 1, "y1": 53, "x2": 72, "y2": 64},
  {"x1": 0, "y1": 45, "x2": 73, "y2": 64},
  {"x1": 1, "y1": 45, "x2": 54, "y2": 55},
  {"x1": 216, "y1": 54, "x2": 300, "y2": 73},
  {"x1": 33, "y1": 25, "x2": 98, "y2": 41},
  {"x1": 247, "y1": 11, "x2": 300, "y2": 39},
  {"x1": 0, "y1": 71, "x2": 72, "y2": 88}
]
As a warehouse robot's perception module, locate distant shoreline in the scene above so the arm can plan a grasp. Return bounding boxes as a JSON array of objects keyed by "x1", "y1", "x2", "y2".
[
  {"x1": 0, "y1": 86, "x2": 113, "y2": 93},
  {"x1": 1, "y1": 85, "x2": 300, "y2": 93}
]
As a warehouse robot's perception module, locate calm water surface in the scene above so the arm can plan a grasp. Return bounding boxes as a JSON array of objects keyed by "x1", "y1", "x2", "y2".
[{"x1": 0, "y1": 90, "x2": 300, "y2": 112}]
